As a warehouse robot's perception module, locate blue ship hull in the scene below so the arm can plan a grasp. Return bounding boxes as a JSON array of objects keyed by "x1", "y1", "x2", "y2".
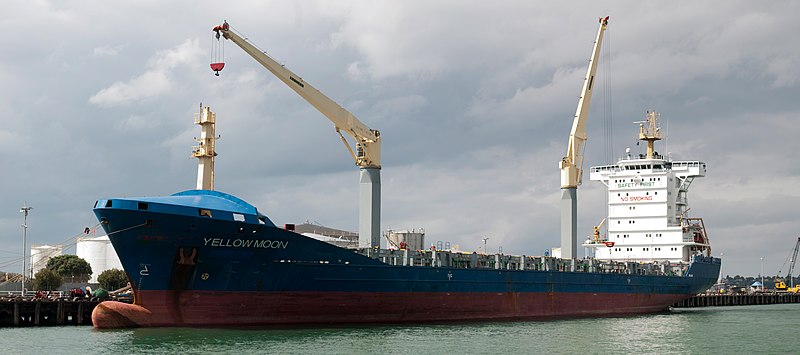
[{"x1": 91, "y1": 190, "x2": 720, "y2": 328}]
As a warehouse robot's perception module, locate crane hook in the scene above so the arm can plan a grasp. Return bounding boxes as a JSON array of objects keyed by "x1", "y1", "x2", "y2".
[{"x1": 210, "y1": 62, "x2": 225, "y2": 76}]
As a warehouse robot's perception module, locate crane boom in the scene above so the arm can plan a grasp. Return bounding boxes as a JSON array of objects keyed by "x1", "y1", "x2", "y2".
[
  {"x1": 559, "y1": 16, "x2": 609, "y2": 259},
  {"x1": 560, "y1": 16, "x2": 609, "y2": 188},
  {"x1": 213, "y1": 21, "x2": 382, "y2": 248},
  {"x1": 213, "y1": 22, "x2": 381, "y2": 168}
]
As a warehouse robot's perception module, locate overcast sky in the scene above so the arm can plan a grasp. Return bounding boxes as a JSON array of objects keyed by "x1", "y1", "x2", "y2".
[{"x1": 1, "y1": 1, "x2": 798, "y2": 277}]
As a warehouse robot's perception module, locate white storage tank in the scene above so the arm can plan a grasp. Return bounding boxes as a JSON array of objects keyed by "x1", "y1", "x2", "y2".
[
  {"x1": 77, "y1": 235, "x2": 123, "y2": 283},
  {"x1": 30, "y1": 244, "x2": 63, "y2": 277}
]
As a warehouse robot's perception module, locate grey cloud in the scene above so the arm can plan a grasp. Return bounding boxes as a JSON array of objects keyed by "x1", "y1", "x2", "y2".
[{"x1": 0, "y1": 0, "x2": 798, "y2": 277}]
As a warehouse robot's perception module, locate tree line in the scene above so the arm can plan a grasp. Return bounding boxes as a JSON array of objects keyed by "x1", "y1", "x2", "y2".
[{"x1": 32, "y1": 255, "x2": 128, "y2": 292}]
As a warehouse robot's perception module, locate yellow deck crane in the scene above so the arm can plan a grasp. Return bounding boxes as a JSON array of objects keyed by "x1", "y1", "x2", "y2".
[
  {"x1": 212, "y1": 21, "x2": 382, "y2": 248},
  {"x1": 592, "y1": 218, "x2": 606, "y2": 244},
  {"x1": 559, "y1": 16, "x2": 609, "y2": 258},
  {"x1": 775, "y1": 236, "x2": 800, "y2": 293}
]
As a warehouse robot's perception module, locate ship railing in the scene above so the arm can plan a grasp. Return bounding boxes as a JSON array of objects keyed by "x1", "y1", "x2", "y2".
[{"x1": 361, "y1": 248, "x2": 690, "y2": 277}]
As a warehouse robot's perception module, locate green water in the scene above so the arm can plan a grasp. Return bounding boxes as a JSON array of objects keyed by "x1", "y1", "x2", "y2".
[{"x1": 2, "y1": 304, "x2": 797, "y2": 354}]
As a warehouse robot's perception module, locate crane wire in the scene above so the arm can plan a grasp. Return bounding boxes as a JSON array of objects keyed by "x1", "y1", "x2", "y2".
[
  {"x1": 227, "y1": 25, "x2": 293, "y2": 72},
  {"x1": 777, "y1": 237, "x2": 800, "y2": 280},
  {"x1": 602, "y1": 27, "x2": 614, "y2": 165},
  {"x1": 0, "y1": 222, "x2": 103, "y2": 274},
  {"x1": 212, "y1": 31, "x2": 225, "y2": 64},
  {"x1": 599, "y1": 25, "x2": 614, "y2": 234}
]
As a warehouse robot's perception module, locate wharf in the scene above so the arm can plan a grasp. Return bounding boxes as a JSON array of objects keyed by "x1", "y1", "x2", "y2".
[
  {"x1": 0, "y1": 299, "x2": 98, "y2": 326},
  {"x1": 673, "y1": 293, "x2": 800, "y2": 308}
]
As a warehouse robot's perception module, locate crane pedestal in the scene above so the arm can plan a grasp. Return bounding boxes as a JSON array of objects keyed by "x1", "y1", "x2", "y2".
[
  {"x1": 560, "y1": 187, "x2": 577, "y2": 259},
  {"x1": 359, "y1": 167, "x2": 381, "y2": 248}
]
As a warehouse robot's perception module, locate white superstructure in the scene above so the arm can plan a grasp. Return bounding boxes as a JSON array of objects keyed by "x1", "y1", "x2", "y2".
[{"x1": 584, "y1": 111, "x2": 711, "y2": 263}]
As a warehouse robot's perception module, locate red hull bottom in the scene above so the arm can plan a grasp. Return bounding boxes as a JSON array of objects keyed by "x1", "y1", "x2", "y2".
[{"x1": 93, "y1": 291, "x2": 691, "y2": 328}]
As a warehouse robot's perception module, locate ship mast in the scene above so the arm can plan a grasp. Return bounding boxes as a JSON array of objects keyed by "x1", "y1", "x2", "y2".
[
  {"x1": 638, "y1": 111, "x2": 662, "y2": 159},
  {"x1": 192, "y1": 105, "x2": 217, "y2": 190}
]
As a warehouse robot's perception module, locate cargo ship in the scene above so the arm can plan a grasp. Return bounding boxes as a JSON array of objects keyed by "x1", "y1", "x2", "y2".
[
  {"x1": 91, "y1": 109, "x2": 719, "y2": 328},
  {"x1": 91, "y1": 18, "x2": 719, "y2": 328}
]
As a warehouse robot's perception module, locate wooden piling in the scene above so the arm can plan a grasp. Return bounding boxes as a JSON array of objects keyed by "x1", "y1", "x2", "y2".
[
  {"x1": 673, "y1": 293, "x2": 800, "y2": 308},
  {"x1": 0, "y1": 299, "x2": 109, "y2": 327},
  {"x1": 76, "y1": 302, "x2": 83, "y2": 324},
  {"x1": 57, "y1": 299, "x2": 64, "y2": 325},
  {"x1": 13, "y1": 301, "x2": 19, "y2": 326}
]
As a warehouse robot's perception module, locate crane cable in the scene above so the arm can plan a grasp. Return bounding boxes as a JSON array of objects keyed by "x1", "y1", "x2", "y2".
[
  {"x1": 777, "y1": 237, "x2": 800, "y2": 280},
  {"x1": 0, "y1": 222, "x2": 104, "y2": 276},
  {"x1": 210, "y1": 26, "x2": 226, "y2": 76},
  {"x1": 602, "y1": 27, "x2": 614, "y2": 165},
  {"x1": 211, "y1": 29, "x2": 225, "y2": 65},
  {"x1": 599, "y1": 25, "x2": 614, "y2": 235}
]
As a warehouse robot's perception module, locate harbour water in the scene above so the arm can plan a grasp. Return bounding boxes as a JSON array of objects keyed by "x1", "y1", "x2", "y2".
[{"x1": 3, "y1": 303, "x2": 798, "y2": 354}]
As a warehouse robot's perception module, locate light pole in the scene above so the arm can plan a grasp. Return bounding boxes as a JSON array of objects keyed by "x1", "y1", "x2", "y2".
[
  {"x1": 20, "y1": 203, "x2": 32, "y2": 297},
  {"x1": 760, "y1": 257, "x2": 764, "y2": 292},
  {"x1": 482, "y1": 237, "x2": 489, "y2": 254}
]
